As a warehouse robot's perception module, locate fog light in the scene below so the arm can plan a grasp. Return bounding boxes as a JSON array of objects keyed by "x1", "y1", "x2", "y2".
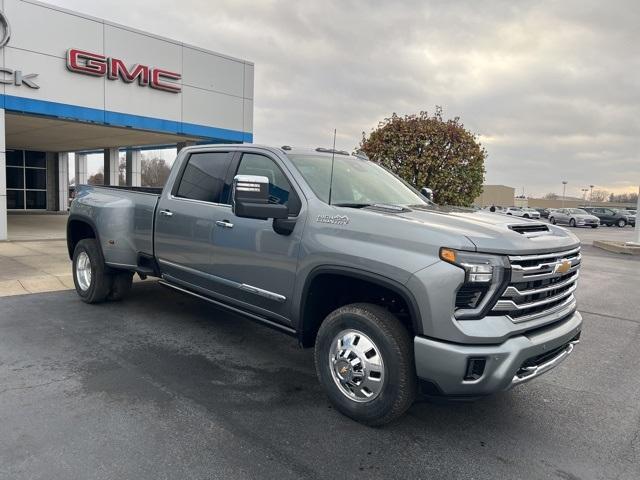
[{"x1": 464, "y1": 357, "x2": 486, "y2": 381}]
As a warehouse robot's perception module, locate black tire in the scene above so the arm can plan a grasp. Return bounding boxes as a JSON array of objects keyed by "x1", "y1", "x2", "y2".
[
  {"x1": 314, "y1": 303, "x2": 417, "y2": 426},
  {"x1": 523, "y1": 214, "x2": 530, "y2": 219},
  {"x1": 616, "y1": 219, "x2": 627, "y2": 228},
  {"x1": 591, "y1": 225, "x2": 598, "y2": 229},
  {"x1": 550, "y1": 217, "x2": 556, "y2": 225},
  {"x1": 72, "y1": 239, "x2": 112, "y2": 304},
  {"x1": 569, "y1": 218, "x2": 576, "y2": 227},
  {"x1": 108, "y1": 271, "x2": 134, "y2": 301}
]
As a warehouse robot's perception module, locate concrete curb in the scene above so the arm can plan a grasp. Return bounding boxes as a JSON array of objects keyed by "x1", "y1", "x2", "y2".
[{"x1": 593, "y1": 240, "x2": 640, "y2": 255}]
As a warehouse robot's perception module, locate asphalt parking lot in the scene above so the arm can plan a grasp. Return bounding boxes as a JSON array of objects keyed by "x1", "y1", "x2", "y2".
[{"x1": 1, "y1": 229, "x2": 639, "y2": 480}]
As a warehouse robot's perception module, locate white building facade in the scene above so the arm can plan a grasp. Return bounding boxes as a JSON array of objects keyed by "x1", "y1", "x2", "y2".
[{"x1": 0, "y1": 0, "x2": 254, "y2": 240}]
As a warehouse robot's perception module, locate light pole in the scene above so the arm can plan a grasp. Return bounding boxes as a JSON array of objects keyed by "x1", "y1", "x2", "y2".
[
  {"x1": 562, "y1": 181, "x2": 568, "y2": 208},
  {"x1": 589, "y1": 185, "x2": 594, "y2": 206},
  {"x1": 581, "y1": 188, "x2": 588, "y2": 203}
]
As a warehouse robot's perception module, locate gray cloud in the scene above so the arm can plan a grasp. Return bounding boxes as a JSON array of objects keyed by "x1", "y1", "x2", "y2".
[{"x1": 48, "y1": 0, "x2": 640, "y2": 197}]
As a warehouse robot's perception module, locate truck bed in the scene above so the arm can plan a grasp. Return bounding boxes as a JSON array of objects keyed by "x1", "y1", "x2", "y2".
[{"x1": 71, "y1": 185, "x2": 161, "y2": 268}]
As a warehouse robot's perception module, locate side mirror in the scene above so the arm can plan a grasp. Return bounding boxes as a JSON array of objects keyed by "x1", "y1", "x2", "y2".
[
  {"x1": 232, "y1": 175, "x2": 288, "y2": 220},
  {"x1": 420, "y1": 187, "x2": 434, "y2": 201}
]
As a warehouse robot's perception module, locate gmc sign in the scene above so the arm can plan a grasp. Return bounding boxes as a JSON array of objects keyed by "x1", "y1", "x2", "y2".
[{"x1": 66, "y1": 48, "x2": 181, "y2": 93}]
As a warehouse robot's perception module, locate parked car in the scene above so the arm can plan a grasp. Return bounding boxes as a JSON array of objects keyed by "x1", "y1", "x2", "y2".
[
  {"x1": 581, "y1": 207, "x2": 629, "y2": 227},
  {"x1": 549, "y1": 208, "x2": 599, "y2": 228},
  {"x1": 67, "y1": 144, "x2": 583, "y2": 425},
  {"x1": 521, "y1": 208, "x2": 541, "y2": 219},
  {"x1": 483, "y1": 205, "x2": 504, "y2": 213},
  {"x1": 504, "y1": 207, "x2": 540, "y2": 219},
  {"x1": 540, "y1": 208, "x2": 556, "y2": 219},
  {"x1": 614, "y1": 209, "x2": 635, "y2": 227}
]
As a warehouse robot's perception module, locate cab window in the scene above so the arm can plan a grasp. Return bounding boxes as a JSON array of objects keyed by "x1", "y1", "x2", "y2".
[
  {"x1": 235, "y1": 153, "x2": 301, "y2": 215},
  {"x1": 175, "y1": 152, "x2": 233, "y2": 204}
]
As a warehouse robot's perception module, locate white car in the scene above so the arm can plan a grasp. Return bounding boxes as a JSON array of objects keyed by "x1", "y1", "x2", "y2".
[{"x1": 504, "y1": 207, "x2": 541, "y2": 219}]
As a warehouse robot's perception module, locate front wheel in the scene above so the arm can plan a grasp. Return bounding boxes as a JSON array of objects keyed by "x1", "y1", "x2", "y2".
[
  {"x1": 523, "y1": 214, "x2": 530, "y2": 219},
  {"x1": 550, "y1": 217, "x2": 556, "y2": 225},
  {"x1": 72, "y1": 239, "x2": 113, "y2": 304},
  {"x1": 617, "y1": 219, "x2": 627, "y2": 228},
  {"x1": 570, "y1": 218, "x2": 576, "y2": 227},
  {"x1": 314, "y1": 303, "x2": 416, "y2": 426},
  {"x1": 591, "y1": 225, "x2": 598, "y2": 229}
]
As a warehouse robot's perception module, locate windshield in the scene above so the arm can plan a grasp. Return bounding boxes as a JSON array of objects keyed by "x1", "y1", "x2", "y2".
[
  {"x1": 286, "y1": 154, "x2": 427, "y2": 206},
  {"x1": 569, "y1": 209, "x2": 589, "y2": 214}
]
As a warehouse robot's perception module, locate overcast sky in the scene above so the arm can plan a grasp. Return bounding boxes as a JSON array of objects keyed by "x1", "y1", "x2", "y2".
[{"x1": 50, "y1": 0, "x2": 639, "y2": 198}]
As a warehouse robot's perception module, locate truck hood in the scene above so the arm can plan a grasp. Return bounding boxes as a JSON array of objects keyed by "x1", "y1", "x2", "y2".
[{"x1": 366, "y1": 205, "x2": 580, "y2": 254}]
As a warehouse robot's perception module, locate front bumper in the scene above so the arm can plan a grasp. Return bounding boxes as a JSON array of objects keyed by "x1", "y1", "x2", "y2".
[{"x1": 414, "y1": 311, "x2": 582, "y2": 396}]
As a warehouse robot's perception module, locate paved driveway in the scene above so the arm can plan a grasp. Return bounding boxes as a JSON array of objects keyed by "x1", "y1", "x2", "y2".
[{"x1": 0, "y1": 245, "x2": 638, "y2": 479}]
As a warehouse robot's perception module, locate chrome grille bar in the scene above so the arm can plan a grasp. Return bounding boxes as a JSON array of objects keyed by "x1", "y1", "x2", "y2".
[
  {"x1": 502, "y1": 271, "x2": 579, "y2": 298},
  {"x1": 491, "y1": 246, "x2": 581, "y2": 323},
  {"x1": 493, "y1": 282, "x2": 577, "y2": 311}
]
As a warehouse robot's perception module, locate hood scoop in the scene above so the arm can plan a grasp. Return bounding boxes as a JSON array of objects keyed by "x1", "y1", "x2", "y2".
[{"x1": 508, "y1": 223, "x2": 550, "y2": 237}]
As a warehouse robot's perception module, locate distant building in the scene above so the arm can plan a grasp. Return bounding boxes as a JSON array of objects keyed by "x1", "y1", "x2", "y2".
[{"x1": 474, "y1": 185, "x2": 515, "y2": 207}]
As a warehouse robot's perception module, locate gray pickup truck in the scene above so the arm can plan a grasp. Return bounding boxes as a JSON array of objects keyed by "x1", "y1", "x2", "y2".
[{"x1": 67, "y1": 144, "x2": 582, "y2": 425}]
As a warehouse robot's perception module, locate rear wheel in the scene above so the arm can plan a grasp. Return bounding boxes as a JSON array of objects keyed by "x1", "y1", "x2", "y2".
[
  {"x1": 314, "y1": 303, "x2": 416, "y2": 426},
  {"x1": 617, "y1": 219, "x2": 627, "y2": 228},
  {"x1": 72, "y1": 239, "x2": 112, "y2": 304}
]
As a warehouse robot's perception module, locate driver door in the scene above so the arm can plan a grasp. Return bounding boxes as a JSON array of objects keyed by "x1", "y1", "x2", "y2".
[{"x1": 204, "y1": 151, "x2": 305, "y2": 322}]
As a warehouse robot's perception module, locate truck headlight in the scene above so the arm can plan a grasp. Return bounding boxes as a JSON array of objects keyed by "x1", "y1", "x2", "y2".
[{"x1": 440, "y1": 248, "x2": 510, "y2": 319}]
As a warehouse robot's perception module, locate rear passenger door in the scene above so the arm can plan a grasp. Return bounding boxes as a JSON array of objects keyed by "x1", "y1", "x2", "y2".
[
  {"x1": 602, "y1": 208, "x2": 616, "y2": 224},
  {"x1": 555, "y1": 209, "x2": 568, "y2": 224},
  {"x1": 205, "y1": 151, "x2": 305, "y2": 323},
  {"x1": 154, "y1": 150, "x2": 233, "y2": 287}
]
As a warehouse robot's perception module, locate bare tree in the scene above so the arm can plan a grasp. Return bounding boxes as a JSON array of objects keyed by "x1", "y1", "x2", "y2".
[
  {"x1": 543, "y1": 192, "x2": 559, "y2": 200},
  {"x1": 609, "y1": 192, "x2": 639, "y2": 203},
  {"x1": 590, "y1": 189, "x2": 609, "y2": 202},
  {"x1": 141, "y1": 157, "x2": 171, "y2": 187}
]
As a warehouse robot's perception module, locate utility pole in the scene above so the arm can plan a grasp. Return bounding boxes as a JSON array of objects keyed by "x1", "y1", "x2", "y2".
[
  {"x1": 562, "y1": 181, "x2": 568, "y2": 208},
  {"x1": 589, "y1": 185, "x2": 594, "y2": 206}
]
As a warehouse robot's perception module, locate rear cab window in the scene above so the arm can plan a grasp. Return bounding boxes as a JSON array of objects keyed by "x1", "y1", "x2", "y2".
[{"x1": 175, "y1": 151, "x2": 233, "y2": 204}]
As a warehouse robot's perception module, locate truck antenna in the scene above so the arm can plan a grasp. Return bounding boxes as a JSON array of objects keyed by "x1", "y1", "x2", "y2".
[{"x1": 328, "y1": 129, "x2": 337, "y2": 205}]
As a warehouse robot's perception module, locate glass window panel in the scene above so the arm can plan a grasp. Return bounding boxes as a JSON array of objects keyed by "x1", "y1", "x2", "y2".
[
  {"x1": 6, "y1": 150, "x2": 24, "y2": 167},
  {"x1": 25, "y1": 168, "x2": 47, "y2": 189},
  {"x1": 176, "y1": 152, "x2": 232, "y2": 204},
  {"x1": 26, "y1": 190, "x2": 47, "y2": 209},
  {"x1": 6, "y1": 167, "x2": 24, "y2": 189},
  {"x1": 236, "y1": 153, "x2": 296, "y2": 211},
  {"x1": 7, "y1": 190, "x2": 25, "y2": 209},
  {"x1": 25, "y1": 151, "x2": 47, "y2": 168}
]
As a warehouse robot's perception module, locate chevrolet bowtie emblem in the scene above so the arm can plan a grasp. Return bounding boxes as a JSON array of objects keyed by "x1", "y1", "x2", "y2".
[{"x1": 555, "y1": 260, "x2": 571, "y2": 274}]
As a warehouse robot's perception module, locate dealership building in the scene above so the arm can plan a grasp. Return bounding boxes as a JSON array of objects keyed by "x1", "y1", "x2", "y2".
[{"x1": 0, "y1": 0, "x2": 254, "y2": 240}]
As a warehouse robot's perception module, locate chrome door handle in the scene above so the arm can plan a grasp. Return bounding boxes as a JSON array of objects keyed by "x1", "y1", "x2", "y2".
[
  {"x1": 159, "y1": 209, "x2": 173, "y2": 217},
  {"x1": 216, "y1": 220, "x2": 234, "y2": 229}
]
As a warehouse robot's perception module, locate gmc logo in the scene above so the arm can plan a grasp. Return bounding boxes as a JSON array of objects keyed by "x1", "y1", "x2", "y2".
[{"x1": 66, "y1": 48, "x2": 181, "y2": 93}]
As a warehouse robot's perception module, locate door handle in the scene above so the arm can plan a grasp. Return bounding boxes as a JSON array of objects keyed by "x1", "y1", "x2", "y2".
[
  {"x1": 216, "y1": 220, "x2": 234, "y2": 229},
  {"x1": 159, "y1": 209, "x2": 173, "y2": 217}
]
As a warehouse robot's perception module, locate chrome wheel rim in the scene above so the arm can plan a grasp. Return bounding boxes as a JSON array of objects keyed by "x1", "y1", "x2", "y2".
[
  {"x1": 329, "y1": 329, "x2": 385, "y2": 403},
  {"x1": 76, "y1": 251, "x2": 92, "y2": 291}
]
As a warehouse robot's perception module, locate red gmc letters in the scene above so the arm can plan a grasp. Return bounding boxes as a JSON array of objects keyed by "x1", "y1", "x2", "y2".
[{"x1": 66, "y1": 48, "x2": 181, "y2": 93}]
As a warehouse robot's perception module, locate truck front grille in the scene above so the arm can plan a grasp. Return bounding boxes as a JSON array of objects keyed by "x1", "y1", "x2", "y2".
[{"x1": 490, "y1": 246, "x2": 580, "y2": 323}]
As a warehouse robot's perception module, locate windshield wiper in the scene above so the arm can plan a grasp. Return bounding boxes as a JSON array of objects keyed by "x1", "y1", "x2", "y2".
[{"x1": 333, "y1": 203, "x2": 372, "y2": 208}]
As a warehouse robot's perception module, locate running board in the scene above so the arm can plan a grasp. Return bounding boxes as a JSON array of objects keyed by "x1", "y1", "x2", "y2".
[{"x1": 158, "y1": 280, "x2": 297, "y2": 336}]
